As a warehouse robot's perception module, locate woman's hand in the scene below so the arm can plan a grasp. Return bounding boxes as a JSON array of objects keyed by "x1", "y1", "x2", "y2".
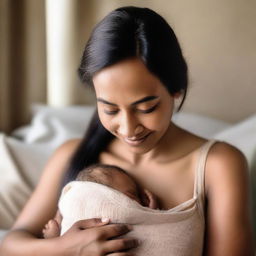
[{"x1": 54, "y1": 218, "x2": 138, "y2": 256}]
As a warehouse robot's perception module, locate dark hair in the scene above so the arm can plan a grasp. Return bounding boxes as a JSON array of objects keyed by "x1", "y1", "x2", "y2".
[
  {"x1": 64, "y1": 6, "x2": 188, "y2": 184},
  {"x1": 76, "y1": 163, "x2": 130, "y2": 185}
]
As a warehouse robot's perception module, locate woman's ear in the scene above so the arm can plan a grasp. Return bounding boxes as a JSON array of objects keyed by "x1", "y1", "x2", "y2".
[
  {"x1": 172, "y1": 91, "x2": 183, "y2": 114},
  {"x1": 173, "y1": 92, "x2": 182, "y2": 99}
]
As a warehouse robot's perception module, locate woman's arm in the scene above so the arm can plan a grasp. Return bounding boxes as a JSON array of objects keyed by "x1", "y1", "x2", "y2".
[
  {"x1": 0, "y1": 139, "x2": 137, "y2": 256},
  {"x1": 204, "y1": 142, "x2": 254, "y2": 256},
  {"x1": 0, "y1": 139, "x2": 79, "y2": 255}
]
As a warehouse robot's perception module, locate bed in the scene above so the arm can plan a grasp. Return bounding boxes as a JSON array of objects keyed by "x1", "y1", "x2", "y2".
[{"x1": 0, "y1": 103, "x2": 255, "y2": 242}]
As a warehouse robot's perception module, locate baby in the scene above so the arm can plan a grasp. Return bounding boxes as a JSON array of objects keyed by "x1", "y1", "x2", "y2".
[{"x1": 43, "y1": 163, "x2": 159, "y2": 238}]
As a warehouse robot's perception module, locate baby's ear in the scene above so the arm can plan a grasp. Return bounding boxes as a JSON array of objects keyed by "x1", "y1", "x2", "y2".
[
  {"x1": 141, "y1": 189, "x2": 159, "y2": 209},
  {"x1": 140, "y1": 189, "x2": 150, "y2": 207}
]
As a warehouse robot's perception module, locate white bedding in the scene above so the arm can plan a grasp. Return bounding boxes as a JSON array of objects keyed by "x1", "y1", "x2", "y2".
[{"x1": 0, "y1": 104, "x2": 255, "y2": 239}]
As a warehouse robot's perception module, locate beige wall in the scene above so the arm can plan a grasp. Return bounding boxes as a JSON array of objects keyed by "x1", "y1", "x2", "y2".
[
  {"x1": 0, "y1": 0, "x2": 46, "y2": 132},
  {"x1": 1, "y1": 0, "x2": 255, "y2": 133},
  {"x1": 77, "y1": 0, "x2": 256, "y2": 122}
]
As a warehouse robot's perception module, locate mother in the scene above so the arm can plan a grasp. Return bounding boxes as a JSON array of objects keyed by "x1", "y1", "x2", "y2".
[{"x1": 0, "y1": 6, "x2": 253, "y2": 256}]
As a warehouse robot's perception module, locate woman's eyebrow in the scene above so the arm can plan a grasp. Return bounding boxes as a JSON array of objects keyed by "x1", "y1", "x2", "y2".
[
  {"x1": 97, "y1": 96, "x2": 159, "y2": 106},
  {"x1": 131, "y1": 96, "x2": 159, "y2": 105},
  {"x1": 97, "y1": 98, "x2": 117, "y2": 106}
]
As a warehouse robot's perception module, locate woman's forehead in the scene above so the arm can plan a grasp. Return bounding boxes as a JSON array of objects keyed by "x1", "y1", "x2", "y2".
[{"x1": 92, "y1": 58, "x2": 166, "y2": 100}]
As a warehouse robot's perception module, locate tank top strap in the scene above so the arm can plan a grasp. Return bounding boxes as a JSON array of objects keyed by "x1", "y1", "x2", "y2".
[{"x1": 193, "y1": 139, "x2": 219, "y2": 219}]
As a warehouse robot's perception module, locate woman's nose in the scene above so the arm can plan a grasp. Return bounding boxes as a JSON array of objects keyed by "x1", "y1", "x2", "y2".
[
  {"x1": 117, "y1": 113, "x2": 143, "y2": 138},
  {"x1": 118, "y1": 121, "x2": 136, "y2": 138}
]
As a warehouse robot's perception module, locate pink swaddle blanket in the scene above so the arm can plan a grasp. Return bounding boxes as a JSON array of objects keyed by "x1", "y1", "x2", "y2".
[{"x1": 58, "y1": 181, "x2": 204, "y2": 256}]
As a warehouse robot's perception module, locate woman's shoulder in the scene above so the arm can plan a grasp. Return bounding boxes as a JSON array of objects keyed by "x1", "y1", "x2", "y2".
[
  {"x1": 44, "y1": 138, "x2": 83, "y2": 176},
  {"x1": 205, "y1": 141, "x2": 249, "y2": 196},
  {"x1": 57, "y1": 138, "x2": 82, "y2": 155},
  {"x1": 203, "y1": 141, "x2": 253, "y2": 254},
  {"x1": 53, "y1": 138, "x2": 83, "y2": 159},
  {"x1": 207, "y1": 141, "x2": 247, "y2": 169}
]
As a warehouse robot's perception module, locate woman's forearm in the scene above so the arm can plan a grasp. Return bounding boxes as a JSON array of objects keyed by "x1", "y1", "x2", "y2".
[
  {"x1": 0, "y1": 220, "x2": 137, "y2": 256},
  {"x1": 0, "y1": 229, "x2": 60, "y2": 256}
]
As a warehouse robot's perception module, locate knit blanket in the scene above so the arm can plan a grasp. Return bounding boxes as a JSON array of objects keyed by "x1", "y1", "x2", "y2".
[{"x1": 59, "y1": 181, "x2": 203, "y2": 256}]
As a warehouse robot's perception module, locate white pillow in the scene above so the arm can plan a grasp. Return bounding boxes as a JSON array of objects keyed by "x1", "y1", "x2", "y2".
[
  {"x1": 13, "y1": 104, "x2": 95, "y2": 147},
  {"x1": 213, "y1": 114, "x2": 256, "y2": 169},
  {"x1": 172, "y1": 112, "x2": 232, "y2": 138},
  {"x1": 5, "y1": 104, "x2": 96, "y2": 199}
]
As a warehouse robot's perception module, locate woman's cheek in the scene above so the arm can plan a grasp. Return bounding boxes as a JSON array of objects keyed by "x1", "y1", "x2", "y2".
[
  {"x1": 145, "y1": 107, "x2": 172, "y2": 131},
  {"x1": 98, "y1": 111, "x2": 109, "y2": 129},
  {"x1": 145, "y1": 115, "x2": 169, "y2": 131},
  {"x1": 98, "y1": 111, "x2": 117, "y2": 133}
]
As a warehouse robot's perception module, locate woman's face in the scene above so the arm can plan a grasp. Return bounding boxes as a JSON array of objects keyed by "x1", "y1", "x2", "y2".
[{"x1": 93, "y1": 58, "x2": 176, "y2": 154}]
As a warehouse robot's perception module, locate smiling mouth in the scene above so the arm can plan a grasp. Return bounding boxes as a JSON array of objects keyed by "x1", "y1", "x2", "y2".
[{"x1": 124, "y1": 133, "x2": 151, "y2": 146}]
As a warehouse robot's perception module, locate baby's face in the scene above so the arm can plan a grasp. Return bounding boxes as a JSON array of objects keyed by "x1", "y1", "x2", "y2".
[{"x1": 109, "y1": 170, "x2": 141, "y2": 204}]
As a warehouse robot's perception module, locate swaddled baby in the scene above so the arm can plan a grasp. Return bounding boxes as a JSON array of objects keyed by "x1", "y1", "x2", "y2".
[
  {"x1": 43, "y1": 164, "x2": 198, "y2": 255},
  {"x1": 43, "y1": 163, "x2": 159, "y2": 238}
]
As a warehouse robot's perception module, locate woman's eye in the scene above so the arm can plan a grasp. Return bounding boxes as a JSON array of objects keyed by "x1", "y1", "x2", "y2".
[
  {"x1": 104, "y1": 110, "x2": 118, "y2": 115},
  {"x1": 138, "y1": 104, "x2": 158, "y2": 114},
  {"x1": 103, "y1": 103, "x2": 159, "y2": 115}
]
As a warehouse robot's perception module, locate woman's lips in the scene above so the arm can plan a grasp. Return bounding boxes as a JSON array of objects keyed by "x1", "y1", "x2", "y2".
[{"x1": 124, "y1": 133, "x2": 151, "y2": 146}]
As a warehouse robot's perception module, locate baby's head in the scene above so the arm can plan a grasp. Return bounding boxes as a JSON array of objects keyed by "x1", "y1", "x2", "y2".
[
  {"x1": 76, "y1": 164, "x2": 142, "y2": 204},
  {"x1": 76, "y1": 164, "x2": 159, "y2": 209}
]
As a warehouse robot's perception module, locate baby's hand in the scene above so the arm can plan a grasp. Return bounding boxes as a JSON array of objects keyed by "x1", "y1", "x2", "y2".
[{"x1": 42, "y1": 219, "x2": 60, "y2": 238}]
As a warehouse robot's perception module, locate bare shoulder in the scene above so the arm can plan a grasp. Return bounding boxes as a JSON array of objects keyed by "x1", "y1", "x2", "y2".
[
  {"x1": 204, "y1": 141, "x2": 254, "y2": 255},
  {"x1": 205, "y1": 141, "x2": 250, "y2": 218},
  {"x1": 205, "y1": 141, "x2": 249, "y2": 195},
  {"x1": 55, "y1": 138, "x2": 82, "y2": 157},
  {"x1": 41, "y1": 138, "x2": 83, "y2": 178},
  {"x1": 208, "y1": 140, "x2": 247, "y2": 162},
  {"x1": 51, "y1": 139, "x2": 82, "y2": 166}
]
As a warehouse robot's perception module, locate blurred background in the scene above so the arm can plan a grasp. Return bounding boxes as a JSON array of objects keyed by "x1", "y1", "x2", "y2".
[
  {"x1": 0, "y1": 1, "x2": 256, "y2": 242},
  {"x1": 0, "y1": 0, "x2": 256, "y2": 133}
]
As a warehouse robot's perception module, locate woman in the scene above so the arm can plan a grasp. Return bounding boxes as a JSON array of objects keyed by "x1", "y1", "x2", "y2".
[{"x1": 0, "y1": 6, "x2": 253, "y2": 256}]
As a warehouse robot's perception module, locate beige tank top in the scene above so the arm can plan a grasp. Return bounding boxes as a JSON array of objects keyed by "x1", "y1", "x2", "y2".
[{"x1": 59, "y1": 139, "x2": 217, "y2": 256}]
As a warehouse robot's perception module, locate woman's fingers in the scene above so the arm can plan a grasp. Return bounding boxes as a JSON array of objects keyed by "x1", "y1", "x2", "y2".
[
  {"x1": 71, "y1": 219, "x2": 132, "y2": 242},
  {"x1": 95, "y1": 224, "x2": 133, "y2": 240},
  {"x1": 63, "y1": 221, "x2": 139, "y2": 255},
  {"x1": 104, "y1": 238, "x2": 139, "y2": 252},
  {"x1": 72, "y1": 218, "x2": 110, "y2": 230},
  {"x1": 96, "y1": 225, "x2": 139, "y2": 254},
  {"x1": 107, "y1": 253, "x2": 135, "y2": 256}
]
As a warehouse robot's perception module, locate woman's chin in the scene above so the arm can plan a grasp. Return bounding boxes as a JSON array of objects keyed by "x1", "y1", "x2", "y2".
[{"x1": 123, "y1": 133, "x2": 158, "y2": 155}]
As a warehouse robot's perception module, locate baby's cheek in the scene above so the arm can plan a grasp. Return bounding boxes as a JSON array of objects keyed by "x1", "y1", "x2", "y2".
[{"x1": 125, "y1": 193, "x2": 142, "y2": 205}]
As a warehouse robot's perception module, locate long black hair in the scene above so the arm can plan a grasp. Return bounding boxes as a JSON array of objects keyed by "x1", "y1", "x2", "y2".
[{"x1": 64, "y1": 6, "x2": 188, "y2": 184}]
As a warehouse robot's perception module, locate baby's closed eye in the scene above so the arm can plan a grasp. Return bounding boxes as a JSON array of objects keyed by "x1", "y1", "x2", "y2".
[{"x1": 124, "y1": 191, "x2": 141, "y2": 203}]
